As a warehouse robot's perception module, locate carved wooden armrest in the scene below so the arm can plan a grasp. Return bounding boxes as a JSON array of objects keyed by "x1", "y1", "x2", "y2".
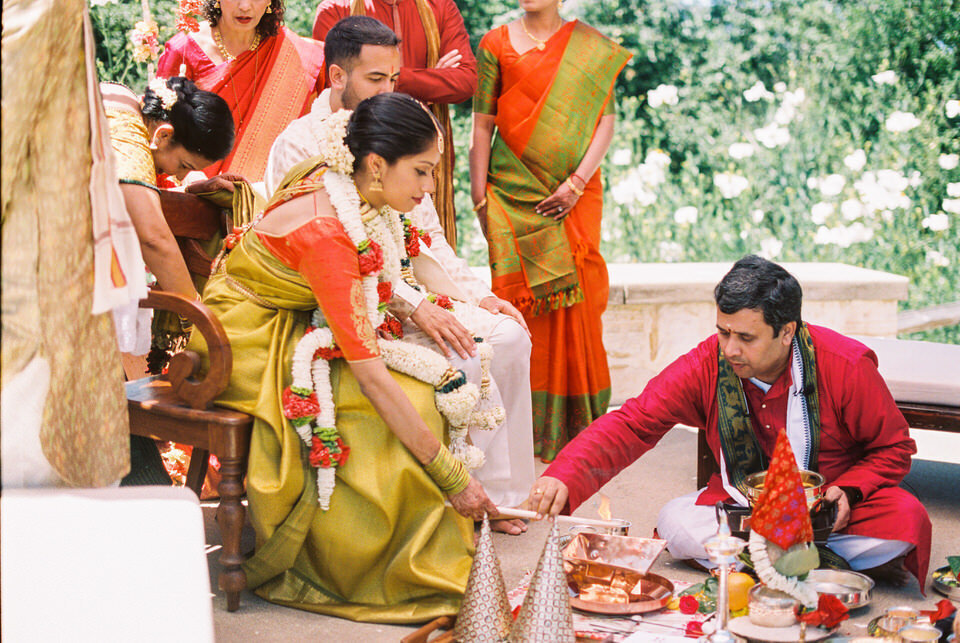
[{"x1": 138, "y1": 290, "x2": 232, "y2": 410}]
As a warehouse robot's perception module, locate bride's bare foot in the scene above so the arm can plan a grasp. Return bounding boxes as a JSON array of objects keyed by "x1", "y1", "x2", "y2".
[
  {"x1": 861, "y1": 555, "x2": 912, "y2": 586},
  {"x1": 490, "y1": 518, "x2": 528, "y2": 535}
]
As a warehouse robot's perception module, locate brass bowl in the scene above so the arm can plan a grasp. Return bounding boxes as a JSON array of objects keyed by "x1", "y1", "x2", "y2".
[{"x1": 744, "y1": 470, "x2": 825, "y2": 508}]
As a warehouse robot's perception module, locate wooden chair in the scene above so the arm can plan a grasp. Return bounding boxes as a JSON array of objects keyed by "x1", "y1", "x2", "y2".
[{"x1": 125, "y1": 190, "x2": 253, "y2": 611}]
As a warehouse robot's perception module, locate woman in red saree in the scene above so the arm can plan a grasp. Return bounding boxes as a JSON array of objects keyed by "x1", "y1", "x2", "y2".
[
  {"x1": 470, "y1": 3, "x2": 630, "y2": 461},
  {"x1": 157, "y1": 0, "x2": 325, "y2": 182}
]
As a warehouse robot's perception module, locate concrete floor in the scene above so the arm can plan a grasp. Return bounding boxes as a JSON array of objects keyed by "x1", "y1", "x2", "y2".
[{"x1": 206, "y1": 427, "x2": 960, "y2": 641}]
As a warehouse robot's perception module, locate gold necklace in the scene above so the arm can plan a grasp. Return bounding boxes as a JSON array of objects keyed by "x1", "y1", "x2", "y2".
[
  {"x1": 520, "y1": 15, "x2": 561, "y2": 51},
  {"x1": 213, "y1": 25, "x2": 261, "y2": 62}
]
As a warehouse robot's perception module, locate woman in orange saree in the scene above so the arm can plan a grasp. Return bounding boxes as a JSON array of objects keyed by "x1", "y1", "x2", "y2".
[
  {"x1": 470, "y1": 4, "x2": 630, "y2": 461},
  {"x1": 158, "y1": 0, "x2": 325, "y2": 182}
]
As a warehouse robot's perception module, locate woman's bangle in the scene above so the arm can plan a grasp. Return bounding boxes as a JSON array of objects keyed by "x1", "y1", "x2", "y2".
[
  {"x1": 472, "y1": 197, "x2": 487, "y2": 212},
  {"x1": 564, "y1": 177, "x2": 584, "y2": 197},
  {"x1": 571, "y1": 173, "x2": 587, "y2": 188},
  {"x1": 424, "y1": 444, "x2": 470, "y2": 495}
]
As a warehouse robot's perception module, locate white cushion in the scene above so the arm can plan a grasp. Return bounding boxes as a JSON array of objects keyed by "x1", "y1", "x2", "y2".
[
  {"x1": 1, "y1": 487, "x2": 214, "y2": 643},
  {"x1": 854, "y1": 336, "x2": 960, "y2": 407}
]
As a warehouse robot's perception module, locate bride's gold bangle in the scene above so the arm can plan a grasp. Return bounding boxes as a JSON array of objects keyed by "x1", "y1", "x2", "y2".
[
  {"x1": 472, "y1": 197, "x2": 487, "y2": 212},
  {"x1": 565, "y1": 177, "x2": 584, "y2": 197},
  {"x1": 424, "y1": 445, "x2": 470, "y2": 495}
]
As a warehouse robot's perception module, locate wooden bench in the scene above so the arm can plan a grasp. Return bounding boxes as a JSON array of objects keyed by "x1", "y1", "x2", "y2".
[
  {"x1": 126, "y1": 190, "x2": 253, "y2": 611},
  {"x1": 696, "y1": 336, "x2": 960, "y2": 488}
]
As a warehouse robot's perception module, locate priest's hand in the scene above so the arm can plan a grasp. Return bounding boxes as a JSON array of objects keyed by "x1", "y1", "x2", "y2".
[
  {"x1": 526, "y1": 476, "x2": 569, "y2": 520},
  {"x1": 448, "y1": 477, "x2": 498, "y2": 520},
  {"x1": 824, "y1": 485, "x2": 851, "y2": 532},
  {"x1": 478, "y1": 296, "x2": 530, "y2": 335},
  {"x1": 410, "y1": 299, "x2": 477, "y2": 359}
]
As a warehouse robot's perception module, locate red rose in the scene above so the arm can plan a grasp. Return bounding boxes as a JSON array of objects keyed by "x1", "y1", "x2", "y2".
[
  {"x1": 314, "y1": 345, "x2": 343, "y2": 360},
  {"x1": 435, "y1": 295, "x2": 452, "y2": 310},
  {"x1": 378, "y1": 281, "x2": 392, "y2": 304},
  {"x1": 684, "y1": 620, "x2": 704, "y2": 638},
  {"x1": 358, "y1": 241, "x2": 384, "y2": 275},
  {"x1": 796, "y1": 594, "x2": 849, "y2": 629},
  {"x1": 309, "y1": 436, "x2": 332, "y2": 468},
  {"x1": 332, "y1": 438, "x2": 351, "y2": 466},
  {"x1": 419, "y1": 230, "x2": 432, "y2": 247},
  {"x1": 405, "y1": 226, "x2": 420, "y2": 256},
  {"x1": 679, "y1": 595, "x2": 700, "y2": 615},
  {"x1": 378, "y1": 316, "x2": 403, "y2": 339},
  {"x1": 281, "y1": 387, "x2": 320, "y2": 419}
]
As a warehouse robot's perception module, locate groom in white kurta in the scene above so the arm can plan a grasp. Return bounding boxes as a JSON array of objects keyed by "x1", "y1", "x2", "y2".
[{"x1": 264, "y1": 17, "x2": 535, "y2": 524}]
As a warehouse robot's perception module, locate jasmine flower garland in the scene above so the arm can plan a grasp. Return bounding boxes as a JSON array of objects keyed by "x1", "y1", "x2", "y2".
[{"x1": 748, "y1": 530, "x2": 819, "y2": 607}]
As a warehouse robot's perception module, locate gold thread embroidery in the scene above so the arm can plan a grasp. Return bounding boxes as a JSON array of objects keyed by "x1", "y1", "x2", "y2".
[{"x1": 350, "y1": 278, "x2": 378, "y2": 355}]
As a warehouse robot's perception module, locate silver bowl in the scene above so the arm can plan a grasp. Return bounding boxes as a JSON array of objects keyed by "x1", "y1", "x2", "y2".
[
  {"x1": 744, "y1": 470, "x2": 825, "y2": 508},
  {"x1": 806, "y1": 568, "x2": 874, "y2": 609}
]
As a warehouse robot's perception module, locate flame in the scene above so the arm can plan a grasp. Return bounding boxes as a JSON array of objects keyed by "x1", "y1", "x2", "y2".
[{"x1": 597, "y1": 494, "x2": 612, "y2": 521}]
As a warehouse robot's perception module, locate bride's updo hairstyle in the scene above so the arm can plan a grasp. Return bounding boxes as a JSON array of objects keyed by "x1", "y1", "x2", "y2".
[
  {"x1": 345, "y1": 93, "x2": 440, "y2": 172},
  {"x1": 141, "y1": 76, "x2": 235, "y2": 162}
]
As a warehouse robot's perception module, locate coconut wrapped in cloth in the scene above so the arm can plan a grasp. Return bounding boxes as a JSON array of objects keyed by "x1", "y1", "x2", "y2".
[{"x1": 747, "y1": 429, "x2": 820, "y2": 607}]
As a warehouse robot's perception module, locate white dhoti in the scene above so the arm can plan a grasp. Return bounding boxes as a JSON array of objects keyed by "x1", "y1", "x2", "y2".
[
  {"x1": 656, "y1": 489, "x2": 912, "y2": 570},
  {"x1": 401, "y1": 305, "x2": 535, "y2": 507}
]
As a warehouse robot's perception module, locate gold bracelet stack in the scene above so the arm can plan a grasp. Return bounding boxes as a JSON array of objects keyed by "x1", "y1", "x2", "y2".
[
  {"x1": 564, "y1": 177, "x2": 584, "y2": 197},
  {"x1": 424, "y1": 445, "x2": 470, "y2": 495},
  {"x1": 472, "y1": 197, "x2": 487, "y2": 212}
]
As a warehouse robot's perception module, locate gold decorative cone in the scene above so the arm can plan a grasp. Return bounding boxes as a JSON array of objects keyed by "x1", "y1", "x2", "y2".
[
  {"x1": 508, "y1": 521, "x2": 575, "y2": 642},
  {"x1": 453, "y1": 517, "x2": 512, "y2": 642}
]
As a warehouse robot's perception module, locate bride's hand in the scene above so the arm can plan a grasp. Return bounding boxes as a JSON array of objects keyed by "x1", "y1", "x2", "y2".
[{"x1": 448, "y1": 477, "x2": 497, "y2": 521}]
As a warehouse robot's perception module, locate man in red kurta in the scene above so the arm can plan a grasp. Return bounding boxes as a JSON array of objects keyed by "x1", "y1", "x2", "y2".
[
  {"x1": 313, "y1": 0, "x2": 476, "y2": 247},
  {"x1": 529, "y1": 256, "x2": 931, "y2": 588}
]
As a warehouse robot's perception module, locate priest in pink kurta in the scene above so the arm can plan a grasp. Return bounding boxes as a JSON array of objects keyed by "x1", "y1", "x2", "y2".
[{"x1": 531, "y1": 256, "x2": 931, "y2": 589}]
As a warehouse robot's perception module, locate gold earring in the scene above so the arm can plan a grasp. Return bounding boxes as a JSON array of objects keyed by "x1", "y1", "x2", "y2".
[
  {"x1": 265, "y1": 4, "x2": 272, "y2": 13},
  {"x1": 214, "y1": 0, "x2": 220, "y2": 8},
  {"x1": 370, "y1": 172, "x2": 383, "y2": 193}
]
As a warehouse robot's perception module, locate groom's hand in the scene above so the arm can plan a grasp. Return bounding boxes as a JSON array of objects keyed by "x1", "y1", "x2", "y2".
[{"x1": 410, "y1": 300, "x2": 476, "y2": 359}]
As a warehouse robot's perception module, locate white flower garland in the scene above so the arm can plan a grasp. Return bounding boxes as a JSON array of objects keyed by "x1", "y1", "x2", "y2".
[
  {"x1": 284, "y1": 147, "x2": 500, "y2": 508},
  {"x1": 748, "y1": 530, "x2": 819, "y2": 608}
]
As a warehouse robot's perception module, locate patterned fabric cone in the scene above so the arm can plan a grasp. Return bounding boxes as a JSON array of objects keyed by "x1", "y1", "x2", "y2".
[
  {"x1": 751, "y1": 428, "x2": 814, "y2": 550},
  {"x1": 508, "y1": 521, "x2": 575, "y2": 643},
  {"x1": 453, "y1": 517, "x2": 512, "y2": 642}
]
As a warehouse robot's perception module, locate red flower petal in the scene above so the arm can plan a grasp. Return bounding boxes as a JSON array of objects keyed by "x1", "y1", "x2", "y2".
[{"x1": 679, "y1": 595, "x2": 700, "y2": 615}]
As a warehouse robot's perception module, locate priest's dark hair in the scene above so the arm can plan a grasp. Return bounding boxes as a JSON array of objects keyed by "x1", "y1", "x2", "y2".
[
  {"x1": 141, "y1": 76, "x2": 235, "y2": 162},
  {"x1": 714, "y1": 255, "x2": 802, "y2": 337},
  {"x1": 346, "y1": 93, "x2": 440, "y2": 169},
  {"x1": 324, "y1": 16, "x2": 400, "y2": 75}
]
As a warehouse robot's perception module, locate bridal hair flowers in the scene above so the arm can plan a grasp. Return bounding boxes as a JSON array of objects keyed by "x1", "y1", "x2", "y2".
[
  {"x1": 147, "y1": 77, "x2": 178, "y2": 111},
  {"x1": 317, "y1": 109, "x2": 355, "y2": 175}
]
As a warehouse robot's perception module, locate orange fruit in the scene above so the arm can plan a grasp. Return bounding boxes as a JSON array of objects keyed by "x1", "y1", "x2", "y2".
[{"x1": 728, "y1": 572, "x2": 755, "y2": 612}]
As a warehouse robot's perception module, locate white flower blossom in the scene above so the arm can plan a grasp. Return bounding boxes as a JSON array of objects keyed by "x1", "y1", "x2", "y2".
[
  {"x1": 942, "y1": 198, "x2": 960, "y2": 214},
  {"x1": 783, "y1": 88, "x2": 806, "y2": 108},
  {"x1": 91, "y1": 0, "x2": 116, "y2": 5},
  {"x1": 612, "y1": 148, "x2": 632, "y2": 166},
  {"x1": 927, "y1": 250, "x2": 950, "y2": 267},
  {"x1": 659, "y1": 241, "x2": 683, "y2": 262},
  {"x1": 921, "y1": 212, "x2": 950, "y2": 231},
  {"x1": 647, "y1": 84, "x2": 679, "y2": 108},
  {"x1": 814, "y1": 222, "x2": 873, "y2": 247},
  {"x1": 774, "y1": 103, "x2": 796, "y2": 125},
  {"x1": 759, "y1": 238, "x2": 783, "y2": 259},
  {"x1": 674, "y1": 206, "x2": 699, "y2": 224},
  {"x1": 612, "y1": 177, "x2": 656, "y2": 206},
  {"x1": 773, "y1": 82, "x2": 787, "y2": 93},
  {"x1": 885, "y1": 111, "x2": 921, "y2": 133},
  {"x1": 645, "y1": 149, "x2": 671, "y2": 168},
  {"x1": 728, "y1": 142, "x2": 755, "y2": 159},
  {"x1": 939, "y1": 154, "x2": 959, "y2": 170},
  {"x1": 806, "y1": 176, "x2": 820, "y2": 191},
  {"x1": 947, "y1": 183, "x2": 960, "y2": 198},
  {"x1": 843, "y1": 149, "x2": 867, "y2": 172},
  {"x1": 754, "y1": 122, "x2": 791, "y2": 148},
  {"x1": 714, "y1": 172, "x2": 750, "y2": 198},
  {"x1": 840, "y1": 198, "x2": 865, "y2": 221},
  {"x1": 871, "y1": 70, "x2": 898, "y2": 85},
  {"x1": 947, "y1": 100, "x2": 960, "y2": 119},
  {"x1": 751, "y1": 209, "x2": 765, "y2": 223},
  {"x1": 908, "y1": 171, "x2": 922, "y2": 188},
  {"x1": 743, "y1": 81, "x2": 774, "y2": 102},
  {"x1": 811, "y1": 202, "x2": 835, "y2": 224},
  {"x1": 818, "y1": 174, "x2": 846, "y2": 197},
  {"x1": 854, "y1": 170, "x2": 911, "y2": 214}
]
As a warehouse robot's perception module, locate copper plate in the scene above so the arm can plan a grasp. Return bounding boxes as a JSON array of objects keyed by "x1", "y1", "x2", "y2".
[
  {"x1": 562, "y1": 532, "x2": 666, "y2": 576},
  {"x1": 569, "y1": 571, "x2": 675, "y2": 615}
]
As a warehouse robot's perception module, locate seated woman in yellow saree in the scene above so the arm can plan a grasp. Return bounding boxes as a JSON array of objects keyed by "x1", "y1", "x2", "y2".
[
  {"x1": 189, "y1": 93, "x2": 496, "y2": 622},
  {"x1": 470, "y1": 5, "x2": 631, "y2": 461}
]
